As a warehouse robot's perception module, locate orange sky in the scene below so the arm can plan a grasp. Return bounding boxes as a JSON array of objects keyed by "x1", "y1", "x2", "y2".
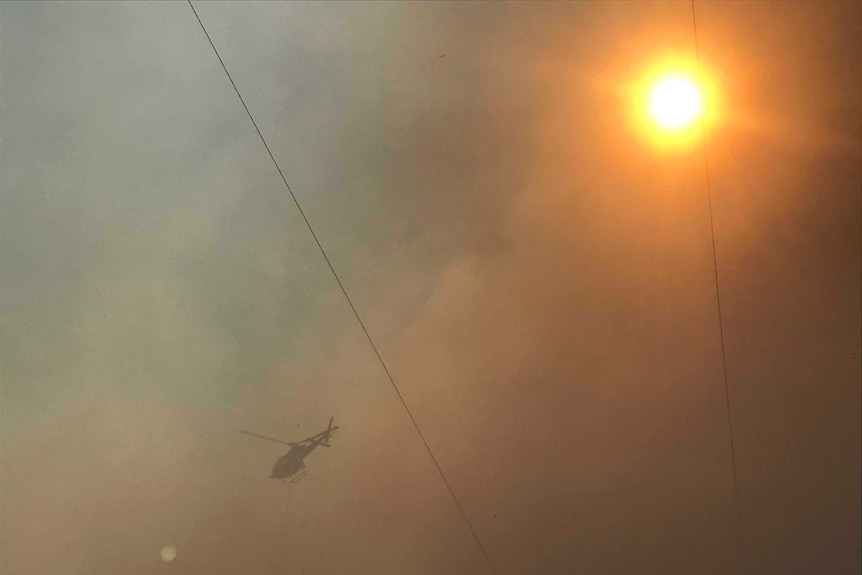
[{"x1": 2, "y1": 2, "x2": 860, "y2": 574}]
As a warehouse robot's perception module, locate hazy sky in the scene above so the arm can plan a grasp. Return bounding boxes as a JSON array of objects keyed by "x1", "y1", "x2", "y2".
[{"x1": 2, "y1": 2, "x2": 859, "y2": 574}]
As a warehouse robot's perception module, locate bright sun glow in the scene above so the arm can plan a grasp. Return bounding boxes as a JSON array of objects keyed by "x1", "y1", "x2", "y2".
[{"x1": 649, "y1": 76, "x2": 702, "y2": 129}]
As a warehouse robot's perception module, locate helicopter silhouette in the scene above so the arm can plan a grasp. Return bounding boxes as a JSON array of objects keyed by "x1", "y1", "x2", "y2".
[{"x1": 241, "y1": 417, "x2": 338, "y2": 484}]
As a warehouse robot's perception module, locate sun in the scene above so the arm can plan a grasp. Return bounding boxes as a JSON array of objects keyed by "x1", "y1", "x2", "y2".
[{"x1": 649, "y1": 75, "x2": 702, "y2": 130}]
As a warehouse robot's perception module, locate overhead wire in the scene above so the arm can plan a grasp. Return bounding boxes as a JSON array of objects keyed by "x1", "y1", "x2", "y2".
[
  {"x1": 691, "y1": 0, "x2": 745, "y2": 559},
  {"x1": 186, "y1": 2, "x2": 498, "y2": 574}
]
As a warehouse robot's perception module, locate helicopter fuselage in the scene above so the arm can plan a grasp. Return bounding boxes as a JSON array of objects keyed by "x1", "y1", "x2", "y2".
[{"x1": 270, "y1": 443, "x2": 314, "y2": 479}]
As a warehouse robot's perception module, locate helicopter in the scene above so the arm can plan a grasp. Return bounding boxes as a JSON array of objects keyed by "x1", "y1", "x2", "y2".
[{"x1": 241, "y1": 417, "x2": 338, "y2": 483}]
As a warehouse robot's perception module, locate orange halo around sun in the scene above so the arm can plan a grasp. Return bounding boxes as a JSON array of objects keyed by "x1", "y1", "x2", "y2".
[{"x1": 625, "y1": 60, "x2": 718, "y2": 151}]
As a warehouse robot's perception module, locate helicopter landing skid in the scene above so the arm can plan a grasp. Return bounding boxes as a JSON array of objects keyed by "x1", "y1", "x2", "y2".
[{"x1": 289, "y1": 469, "x2": 306, "y2": 485}]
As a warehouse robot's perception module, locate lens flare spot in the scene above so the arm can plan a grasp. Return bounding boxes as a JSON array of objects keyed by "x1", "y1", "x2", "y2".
[{"x1": 160, "y1": 545, "x2": 177, "y2": 562}]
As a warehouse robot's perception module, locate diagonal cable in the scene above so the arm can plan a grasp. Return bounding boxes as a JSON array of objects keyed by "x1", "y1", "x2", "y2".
[
  {"x1": 186, "y1": 2, "x2": 498, "y2": 573},
  {"x1": 691, "y1": 0, "x2": 744, "y2": 541}
]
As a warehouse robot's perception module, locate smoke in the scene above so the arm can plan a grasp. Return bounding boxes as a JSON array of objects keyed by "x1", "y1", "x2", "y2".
[{"x1": 2, "y1": 2, "x2": 859, "y2": 575}]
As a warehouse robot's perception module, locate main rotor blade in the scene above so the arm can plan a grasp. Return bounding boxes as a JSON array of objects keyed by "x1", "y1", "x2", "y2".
[{"x1": 240, "y1": 430, "x2": 295, "y2": 447}]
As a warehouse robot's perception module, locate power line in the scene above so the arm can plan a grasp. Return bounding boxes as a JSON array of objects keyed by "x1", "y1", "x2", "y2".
[
  {"x1": 186, "y1": 3, "x2": 498, "y2": 574},
  {"x1": 691, "y1": 0, "x2": 744, "y2": 541}
]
